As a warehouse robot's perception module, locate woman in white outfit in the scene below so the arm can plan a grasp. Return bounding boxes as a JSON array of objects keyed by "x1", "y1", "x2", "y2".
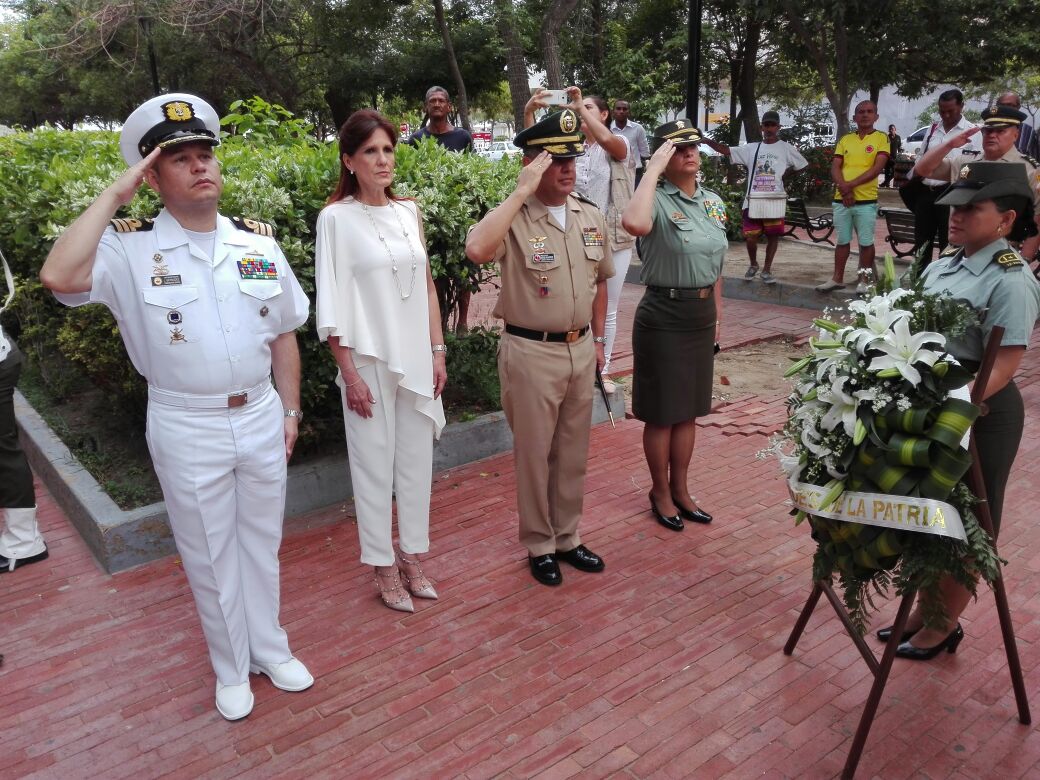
[
  {"x1": 525, "y1": 87, "x2": 635, "y2": 391},
  {"x1": 315, "y1": 109, "x2": 447, "y2": 613}
]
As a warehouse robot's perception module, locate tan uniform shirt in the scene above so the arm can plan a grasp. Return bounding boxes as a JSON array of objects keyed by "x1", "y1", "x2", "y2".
[
  {"x1": 935, "y1": 148, "x2": 1040, "y2": 216},
  {"x1": 491, "y1": 193, "x2": 615, "y2": 332}
]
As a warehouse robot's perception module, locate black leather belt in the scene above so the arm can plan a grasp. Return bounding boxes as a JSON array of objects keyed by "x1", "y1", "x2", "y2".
[
  {"x1": 926, "y1": 184, "x2": 948, "y2": 192},
  {"x1": 504, "y1": 324, "x2": 589, "y2": 343},
  {"x1": 647, "y1": 285, "x2": 714, "y2": 300}
]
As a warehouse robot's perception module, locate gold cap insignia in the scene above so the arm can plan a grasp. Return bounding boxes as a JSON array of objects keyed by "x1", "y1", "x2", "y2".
[
  {"x1": 959, "y1": 165, "x2": 970, "y2": 180},
  {"x1": 162, "y1": 101, "x2": 195, "y2": 122},
  {"x1": 675, "y1": 120, "x2": 685, "y2": 128},
  {"x1": 560, "y1": 110, "x2": 577, "y2": 134}
]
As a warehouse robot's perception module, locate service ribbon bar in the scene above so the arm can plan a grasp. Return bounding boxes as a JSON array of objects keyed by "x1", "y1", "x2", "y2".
[{"x1": 789, "y1": 481, "x2": 966, "y2": 541}]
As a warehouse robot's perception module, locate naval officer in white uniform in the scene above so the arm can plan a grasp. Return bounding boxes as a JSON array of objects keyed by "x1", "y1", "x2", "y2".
[{"x1": 40, "y1": 93, "x2": 313, "y2": 721}]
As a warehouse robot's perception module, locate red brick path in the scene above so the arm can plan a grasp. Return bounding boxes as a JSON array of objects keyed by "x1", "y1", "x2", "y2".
[{"x1": 5, "y1": 295, "x2": 1040, "y2": 779}]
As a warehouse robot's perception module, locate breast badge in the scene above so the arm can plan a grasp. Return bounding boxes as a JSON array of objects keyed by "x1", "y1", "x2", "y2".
[
  {"x1": 152, "y1": 274, "x2": 182, "y2": 286},
  {"x1": 704, "y1": 200, "x2": 728, "y2": 229},
  {"x1": 581, "y1": 227, "x2": 604, "y2": 247},
  {"x1": 166, "y1": 311, "x2": 183, "y2": 325},
  {"x1": 169, "y1": 327, "x2": 187, "y2": 344},
  {"x1": 259, "y1": 305, "x2": 270, "y2": 317},
  {"x1": 237, "y1": 254, "x2": 278, "y2": 280}
]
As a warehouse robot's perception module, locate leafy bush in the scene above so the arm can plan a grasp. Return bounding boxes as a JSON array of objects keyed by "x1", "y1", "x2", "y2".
[
  {"x1": 785, "y1": 145, "x2": 836, "y2": 202},
  {"x1": 442, "y1": 326, "x2": 501, "y2": 416},
  {"x1": 0, "y1": 104, "x2": 520, "y2": 450},
  {"x1": 699, "y1": 155, "x2": 746, "y2": 241}
]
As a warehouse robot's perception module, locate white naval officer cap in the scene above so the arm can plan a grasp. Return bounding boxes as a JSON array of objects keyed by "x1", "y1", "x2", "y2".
[{"x1": 119, "y1": 93, "x2": 221, "y2": 166}]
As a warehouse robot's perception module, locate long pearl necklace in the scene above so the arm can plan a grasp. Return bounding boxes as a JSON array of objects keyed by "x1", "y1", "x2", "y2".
[{"x1": 360, "y1": 199, "x2": 418, "y2": 300}]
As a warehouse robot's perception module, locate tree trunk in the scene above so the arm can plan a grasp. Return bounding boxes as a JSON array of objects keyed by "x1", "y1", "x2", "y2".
[
  {"x1": 869, "y1": 80, "x2": 881, "y2": 106},
  {"x1": 541, "y1": 0, "x2": 581, "y2": 89},
  {"x1": 432, "y1": 0, "x2": 471, "y2": 130},
  {"x1": 591, "y1": 0, "x2": 604, "y2": 81},
  {"x1": 495, "y1": 0, "x2": 530, "y2": 130},
  {"x1": 782, "y1": 1, "x2": 850, "y2": 136},
  {"x1": 737, "y1": 19, "x2": 762, "y2": 142}
]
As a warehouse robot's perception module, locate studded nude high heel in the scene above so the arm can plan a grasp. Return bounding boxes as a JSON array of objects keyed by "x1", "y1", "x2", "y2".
[
  {"x1": 374, "y1": 567, "x2": 414, "y2": 613},
  {"x1": 399, "y1": 555, "x2": 438, "y2": 600}
]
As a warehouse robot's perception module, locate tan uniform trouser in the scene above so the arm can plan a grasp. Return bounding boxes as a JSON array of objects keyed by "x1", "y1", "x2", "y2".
[{"x1": 499, "y1": 331, "x2": 594, "y2": 557}]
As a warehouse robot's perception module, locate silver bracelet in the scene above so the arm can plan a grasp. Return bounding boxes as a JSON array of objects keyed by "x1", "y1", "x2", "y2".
[{"x1": 432, "y1": 344, "x2": 448, "y2": 354}]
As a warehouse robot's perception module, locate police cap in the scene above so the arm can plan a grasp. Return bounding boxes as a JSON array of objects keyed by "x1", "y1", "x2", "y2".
[
  {"x1": 513, "y1": 110, "x2": 585, "y2": 158},
  {"x1": 650, "y1": 119, "x2": 703, "y2": 152},
  {"x1": 980, "y1": 105, "x2": 1027, "y2": 130},
  {"x1": 119, "y1": 93, "x2": 221, "y2": 165},
  {"x1": 936, "y1": 161, "x2": 1035, "y2": 206}
]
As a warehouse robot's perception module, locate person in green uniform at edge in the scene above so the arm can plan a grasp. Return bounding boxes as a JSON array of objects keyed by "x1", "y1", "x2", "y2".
[
  {"x1": 621, "y1": 121, "x2": 728, "y2": 533},
  {"x1": 874, "y1": 162, "x2": 1040, "y2": 660}
]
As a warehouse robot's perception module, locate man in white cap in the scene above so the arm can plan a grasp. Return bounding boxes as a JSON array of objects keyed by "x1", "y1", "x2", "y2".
[{"x1": 40, "y1": 93, "x2": 313, "y2": 720}]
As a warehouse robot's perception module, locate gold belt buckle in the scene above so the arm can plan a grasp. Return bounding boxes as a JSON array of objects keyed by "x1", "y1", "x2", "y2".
[
  {"x1": 227, "y1": 392, "x2": 248, "y2": 408},
  {"x1": 565, "y1": 329, "x2": 580, "y2": 343}
]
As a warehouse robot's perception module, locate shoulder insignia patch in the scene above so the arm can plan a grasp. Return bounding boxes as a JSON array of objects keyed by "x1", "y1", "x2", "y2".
[
  {"x1": 939, "y1": 244, "x2": 960, "y2": 258},
  {"x1": 231, "y1": 216, "x2": 275, "y2": 238},
  {"x1": 994, "y1": 250, "x2": 1023, "y2": 270},
  {"x1": 1025, "y1": 154, "x2": 1040, "y2": 168},
  {"x1": 109, "y1": 217, "x2": 155, "y2": 233},
  {"x1": 570, "y1": 192, "x2": 599, "y2": 209}
]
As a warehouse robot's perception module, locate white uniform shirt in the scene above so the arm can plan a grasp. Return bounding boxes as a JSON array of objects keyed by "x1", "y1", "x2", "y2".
[
  {"x1": 921, "y1": 116, "x2": 979, "y2": 186},
  {"x1": 729, "y1": 140, "x2": 808, "y2": 209},
  {"x1": 610, "y1": 120, "x2": 650, "y2": 170},
  {"x1": 55, "y1": 209, "x2": 309, "y2": 395}
]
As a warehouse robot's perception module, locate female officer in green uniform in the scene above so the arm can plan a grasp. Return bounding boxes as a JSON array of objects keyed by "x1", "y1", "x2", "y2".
[
  {"x1": 622, "y1": 121, "x2": 728, "y2": 532},
  {"x1": 877, "y1": 161, "x2": 1040, "y2": 659}
]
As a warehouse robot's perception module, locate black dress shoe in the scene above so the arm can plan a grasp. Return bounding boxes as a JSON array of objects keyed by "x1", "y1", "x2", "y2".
[
  {"x1": 674, "y1": 500, "x2": 712, "y2": 524},
  {"x1": 649, "y1": 494, "x2": 683, "y2": 532},
  {"x1": 876, "y1": 625, "x2": 918, "y2": 643},
  {"x1": 895, "y1": 624, "x2": 964, "y2": 661},
  {"x1": 557, "y1": 544, "x2": 605, "y2": 573},
  {"x1": 528, "y1": 554, "x2": 562, "y2": 586},
  {"x1": 0, "y1": 548, "x2": 48, "y2": 573}
]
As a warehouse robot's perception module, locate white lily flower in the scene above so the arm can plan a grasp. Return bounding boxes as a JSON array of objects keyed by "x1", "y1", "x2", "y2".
[
  {"x1": 868, "y1": 317, "x2": 946, "y2": 385},
  {"x1": 844, "y1": 296, "x2": 912, "y2": 354},
  {"x1": 817, "y1": 375, "x2": 864, "y2": 436}
]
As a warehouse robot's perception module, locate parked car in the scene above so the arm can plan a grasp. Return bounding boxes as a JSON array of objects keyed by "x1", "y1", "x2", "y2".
[
  {"x1": 902, "y1": 125, "x2": 934, "y2": 159},
  {"x1": 481, "y1": 141, "x2": 521, "y2": 161}
]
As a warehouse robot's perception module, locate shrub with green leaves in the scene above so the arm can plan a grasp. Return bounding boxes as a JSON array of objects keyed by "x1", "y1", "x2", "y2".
[{"x1": 0, "y1": 108, "x2": 520, "y2": 448}]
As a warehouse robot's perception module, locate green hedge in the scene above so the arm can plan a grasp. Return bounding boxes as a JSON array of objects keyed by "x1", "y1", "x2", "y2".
[{"x1": 0, "y1": 124, "x2": 519, "y2": 445}]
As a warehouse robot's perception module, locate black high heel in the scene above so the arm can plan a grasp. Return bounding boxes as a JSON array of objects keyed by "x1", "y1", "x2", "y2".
[
  {"x1": 875, "y1": 625, "x2": 919, "y2": 643},
  {"x1": 895, "y1": 624, "x2": 964, "y2": 661},
  {"x1": 672, "y1": 498, "x2": 712, "y2": 524},
  {"x1": 649, "y1": 493, "x2": 683, "y2": 532}
]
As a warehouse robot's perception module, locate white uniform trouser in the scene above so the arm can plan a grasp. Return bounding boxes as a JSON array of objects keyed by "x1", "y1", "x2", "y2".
[
  {"x1": 146, "y1": 381, "x2": 291, "y2": 686},
  {"x1": 602, "y1": 246, "x2": 633, "y2": 376},
  {"x1": 341, "y1": 360, "x2": 435, "y2": 567}
]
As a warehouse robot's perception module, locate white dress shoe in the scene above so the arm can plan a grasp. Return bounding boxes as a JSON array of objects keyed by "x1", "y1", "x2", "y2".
[
  {"x1": 215, "y1": 681, "x2": 254, "y2": 720},
  {"x1": 249, "y1": 657, "x2": 314, "y2": 692}
]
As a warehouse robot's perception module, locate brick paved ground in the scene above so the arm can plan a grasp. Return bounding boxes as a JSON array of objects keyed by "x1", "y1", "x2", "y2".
[{"x1": 5, "y1": 294, "x2": 1040, "y2": 779}]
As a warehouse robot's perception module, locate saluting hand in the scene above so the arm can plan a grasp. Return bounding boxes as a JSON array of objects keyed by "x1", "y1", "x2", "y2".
[
  {"x1": 516, "y1": 151, "x2": 553, "y2": 197},
  {"x1": 106, "y1": 147, "x2": 161, "y2": 207},
  {"x1": 645, "y1": 140, "x2": 676, "y2": 180},
  {"x1": 947, "y1": 126, "x2": 981, "y2": 149}
]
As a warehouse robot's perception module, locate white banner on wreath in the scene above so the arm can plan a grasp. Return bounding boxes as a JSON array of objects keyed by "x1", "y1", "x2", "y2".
[{"x1": 789, "y1": 481, "x2": 966, "y2": 541}]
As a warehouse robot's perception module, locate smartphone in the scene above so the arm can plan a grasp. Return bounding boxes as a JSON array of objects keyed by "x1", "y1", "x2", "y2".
[{"x1": 543, "y1": 89, "x2": 569, "y2": 107}]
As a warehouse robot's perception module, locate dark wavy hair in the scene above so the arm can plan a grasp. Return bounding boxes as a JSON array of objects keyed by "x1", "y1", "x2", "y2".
[
  {"x1": 326, "y1": 109, "x2": 401, "y2": 205},
  {"x1": 992, "y1": 194, "x2": 1035, "y2": 242}
]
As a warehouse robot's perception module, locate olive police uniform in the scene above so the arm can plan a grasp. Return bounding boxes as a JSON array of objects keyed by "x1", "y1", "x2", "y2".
[
  {"x1": 923, "y1": 162, "x2": 1040, "y2": 533},
  {"x1": 493, "y1": 194, "x2": 614, "y2": 556},
  {"x1": 633, "y1": 122, "x2": 728, "y2": 425},
  {"x1": 53, "y1": 94, "x2": 310, "y2": 690}
]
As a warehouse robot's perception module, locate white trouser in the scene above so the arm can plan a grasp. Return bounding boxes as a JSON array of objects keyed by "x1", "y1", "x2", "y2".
[
  {"x1": 0, "y1": 507, "x2": 44, "y2": 559},
  {"x1": 146, "y1": 381, "x2": 291, "y2": 686},
  {"x1": 603, "y1": 246, "x2": 633, "y2": 376},
  {"x1": 341, "y1": 360, "x2": 435, "y2": 567}
]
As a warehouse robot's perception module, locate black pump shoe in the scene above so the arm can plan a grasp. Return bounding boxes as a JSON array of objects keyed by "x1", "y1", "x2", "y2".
[
  {"x1": 895, "y1": 624, "x2": 964, "y2": 661},
  {"x1": 876, "y1": 625, "x2": 919, "y2": 643},
  {"x1": 673, "y1": 500, "x2": 712, "y2": 524},
  {"x1": 649, "y1": 494, "x2": 683, "y2": 532}
]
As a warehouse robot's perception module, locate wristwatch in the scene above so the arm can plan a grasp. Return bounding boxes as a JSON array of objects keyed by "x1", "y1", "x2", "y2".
[
  {"x1": 284, "y1": 409, "x2": 304, "y2": 421},
  {"x1": 432, "y1": 344, "x2": 448, "y2": 355},
  {"x1": 593, "y1": 336, "x2": 607, "y2": 344}
]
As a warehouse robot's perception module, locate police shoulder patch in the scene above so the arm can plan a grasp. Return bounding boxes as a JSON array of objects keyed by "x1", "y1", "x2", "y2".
[
  {"x1": 993, "y1": 249, "x2": 1023, "y2": 270},
  {"x1": 231, "y1": 216, "x2": 275, "y2": 238},
  {"x1": 109, "y1": 217, "x2": 155, "y2": 233},
  {"x1": 570, "y1": 191, "x2": 599, "y2": 209}
]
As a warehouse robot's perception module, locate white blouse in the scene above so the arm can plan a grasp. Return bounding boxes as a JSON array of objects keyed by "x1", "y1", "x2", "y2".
[{"x1": 315, "y1": 197, "x2": 445, "y2": 436}]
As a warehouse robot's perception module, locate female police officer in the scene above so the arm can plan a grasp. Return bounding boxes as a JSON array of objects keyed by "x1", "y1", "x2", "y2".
[
  {"x1": 622, "y1": 122, "x2": 728, "y2": 532},
  {"x1": 876, "y1": 161, "x2": 1040, "y2": 659}
]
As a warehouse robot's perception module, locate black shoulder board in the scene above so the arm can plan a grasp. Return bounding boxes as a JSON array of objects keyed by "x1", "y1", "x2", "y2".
[
  {"x1": 939, "y1": 244, "x2": 960, "y2": 258},
  {"x1": 962, "y1": 149, "x2": 981, "y2": 156},
  {"x1": 1025, "y1": 154, "x2": 1040, "y2": 168},
  {"x1": 993, "y1": 250, "x2": 1023, "y2": 270},
  {"x1": 109, "y1": 217, "x2": 155, "y2": 233},
  {"x1": 571, "y1": 192, "x2": 599, "y2": 209},
  {"x1": 230, "y1": 216, "x2": 275, "y2": 238}
]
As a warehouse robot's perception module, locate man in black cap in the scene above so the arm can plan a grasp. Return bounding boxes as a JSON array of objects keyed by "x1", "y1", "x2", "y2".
[
  {"x1": 40, "y1": 93, "x2": 313, "y2": 720},
  {"x1": 466, "y1": 110, "x2": 614, "y2": 587},
  {"x1": 703, "y1": 110, "x2": 808, "y2": 284},
  {"x1": 915, "y1": 104, "x2": 1040, "y2": 259}
]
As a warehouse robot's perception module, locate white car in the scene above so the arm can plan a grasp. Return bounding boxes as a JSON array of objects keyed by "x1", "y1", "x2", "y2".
[
  {"x1": 902, "y1": 125, "x2": 933, "y2": 159},
  {"x1": 481, "y1": 141, "x2": 521, "y2": 161}
]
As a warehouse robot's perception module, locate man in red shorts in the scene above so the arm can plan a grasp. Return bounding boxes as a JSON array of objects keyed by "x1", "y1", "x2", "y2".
[{"x1": 704, "y1": 111, "x2": 808, "y2": 284}]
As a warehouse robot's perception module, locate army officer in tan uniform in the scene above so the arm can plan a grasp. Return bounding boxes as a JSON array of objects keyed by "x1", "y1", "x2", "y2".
[{"x1": 466, "y1": 110, "x2": 615, "y2": 586}]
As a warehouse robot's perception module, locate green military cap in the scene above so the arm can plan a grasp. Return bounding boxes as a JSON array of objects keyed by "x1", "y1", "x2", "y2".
[
  {"x1": 513, "y1": 109, "x2": 585, "y2": 158},
  {"x1": 936, "y1": 161, "x2": 1035, "y2": 206},
  {"x1": 980, "y1": 105, "x2": 1027, "y2": 129},
  {"x1": 650, "y1": 119, "x2": 703, "y2": 152}
]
